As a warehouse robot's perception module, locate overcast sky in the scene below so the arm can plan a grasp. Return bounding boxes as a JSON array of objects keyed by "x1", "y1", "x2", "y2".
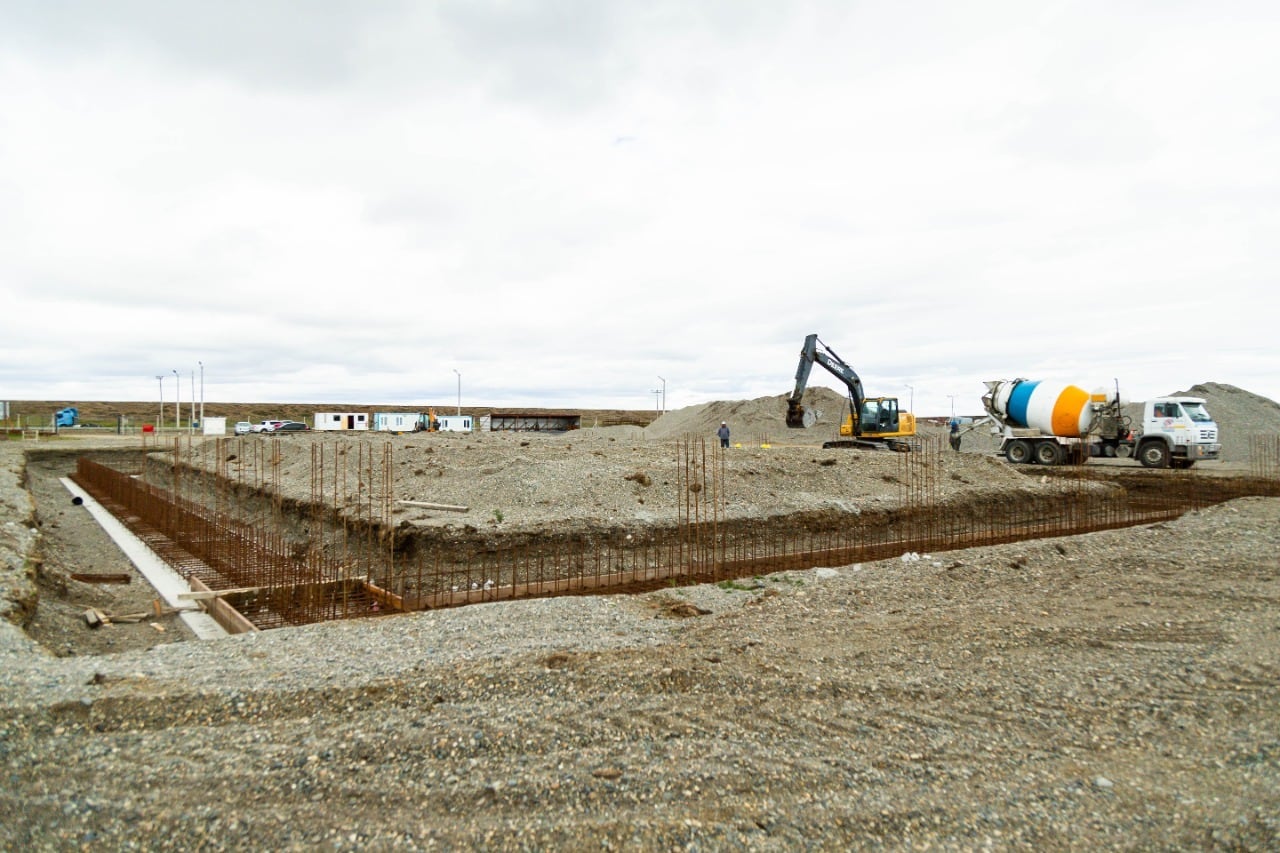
[{"x1": 2, "y1": 1, "x2": 1277, "y2": 417}]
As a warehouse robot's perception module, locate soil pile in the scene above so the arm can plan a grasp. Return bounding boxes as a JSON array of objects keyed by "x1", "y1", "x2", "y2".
[
  {"x1": 175, "y1": 417, "x2": 1050, "y2": 534},
  {"x1": 643, "y1": 387, "x2": 850, "y2": 444},
  {"x1": 1179, "y1": 382, "x2": 1280, "y2": 463}
]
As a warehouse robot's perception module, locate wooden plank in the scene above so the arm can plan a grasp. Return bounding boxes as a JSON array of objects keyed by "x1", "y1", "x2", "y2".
[
  {"x1": 186, "y1": 575, "x2": 260, "y2": 634},
  {"x1": 363, "y1": 580, "x2": 405, "y2": 612},
  {"x1": 177, "y1": 586, "x2": 263, "y2": 601},
  {"x1": 93, "y1": 605, "x2": 185, "y2": 624},
  {"x1": 71, "y1": 572, "x2": 132, "y2": 584},
  {"x1": 394, "y1": 494, "x2": 471, "y2": 507}
]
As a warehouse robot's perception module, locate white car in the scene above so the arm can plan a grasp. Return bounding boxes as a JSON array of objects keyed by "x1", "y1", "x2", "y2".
[
  {"x1": 251, "y1": 420, "x2": 284, "y2": 433},
  {"x1": 234, "y1": 421, "x2": 253, "y2": 435}
]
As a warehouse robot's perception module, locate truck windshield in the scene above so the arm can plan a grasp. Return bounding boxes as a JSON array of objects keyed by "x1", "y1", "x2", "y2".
[{"x1": 1181, "y1": 402, "x2": 1213, "y2": 423}]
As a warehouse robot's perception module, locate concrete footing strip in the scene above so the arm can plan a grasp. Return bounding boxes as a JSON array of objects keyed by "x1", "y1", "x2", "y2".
[{"x1": 59, "y1": 478, "x2": 227, "y2": 640}]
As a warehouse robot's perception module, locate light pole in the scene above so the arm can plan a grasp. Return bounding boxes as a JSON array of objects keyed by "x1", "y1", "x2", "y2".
[
  {"x1": 651, "y1": 388, "x2": 661, "y2": 414},
  {"x1": 453, "y1": 369, "x2": 461, "y2": 415},
  {"x1": 156, "y1": 376, "x2": 164, "y2": 431},
  {"x1": 905, "y1": 384, "x2": 914, "y2": 413},
  {"x1": 198, "y1": 361, "x2": 204, "y2": 425},
  {"x1": 190, "y1": 368, "x2": 196, "y2": 431},
  {"x1": 657, "y1": 376, "x2": 666, "y2": 413},
  {"x1": 947, "y1": 395, "x2": 957, "y2": 419},
  {"x1": 172, "y1": 369, "x2": 179, "y2": 430}
]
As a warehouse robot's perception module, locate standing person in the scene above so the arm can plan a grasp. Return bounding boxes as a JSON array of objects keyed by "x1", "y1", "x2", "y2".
[
  {"x1": 949, "y1": 417, "x2": 962, "y2": 452},
  {"x1": 717, "y1": 421, "x2": 731, "y2": 448}
]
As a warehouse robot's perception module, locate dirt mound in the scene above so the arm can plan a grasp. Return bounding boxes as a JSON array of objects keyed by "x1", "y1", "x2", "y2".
[
  {"x1": 1178, "y1": 383, "x2": 1280, "y2": 463},
  {"x1": 644, "y1": 387, "x2": 849, "y2": 444}
]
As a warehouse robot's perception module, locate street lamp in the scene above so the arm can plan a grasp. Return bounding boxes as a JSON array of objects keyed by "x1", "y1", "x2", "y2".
[
  {"x1": 947, "y1": 394, "x2": 957, "y2": 419},
  {"x1": 172, "y1": 369, "x2": 179, "y2": 430},
  {"x1": 905, "y1": 384, "x2": 914, "y2": 413},
  {"x1": 156, "y1": 376, "x2": 164, "y2": 431},
  {"x1": 190, "y1": 368, "x2": 196, "y2": 431},
  {"x1": 453, "y1": 369, "x2": 461, "y2": 415},
  {"x1": 198, "y1": 361, "x2": 204, "y2": 425},
  {"x1": 657, "y1": 376, "x2": 666, "y2": 413}
]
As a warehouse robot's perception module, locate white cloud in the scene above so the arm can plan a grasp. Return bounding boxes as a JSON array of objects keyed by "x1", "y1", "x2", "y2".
[{"x1": 2, "y1": 1, "x2": 1278, "y2": 417}]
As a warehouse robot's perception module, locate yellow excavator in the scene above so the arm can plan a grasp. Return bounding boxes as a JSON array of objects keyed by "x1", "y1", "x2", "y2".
[{"x1": 785, "y1": 333, "x2": 917, "y2": 451}]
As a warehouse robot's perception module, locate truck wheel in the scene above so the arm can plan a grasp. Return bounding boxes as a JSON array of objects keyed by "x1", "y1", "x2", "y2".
[
  {"x1": 1138, "y1": 441, "x2": 1169, "y2": 469},
  {"x1": 1034, "y1": 441, "x2": 1064, "y2": 465},
  {"x1": 1005, "y1": 440, "x2": 1032, "y2": 464}
]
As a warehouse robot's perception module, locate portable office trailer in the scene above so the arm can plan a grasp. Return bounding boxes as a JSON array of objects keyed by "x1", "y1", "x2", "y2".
[
  {"x1": 201, "y1": 417, "x2": 227, "y2": 436},
  {"x1": 314, "y1": 412, "x2": 370, "y2": 431},
  {"x1": 436, "y1": 415, "x2": 473, "y2": 432},
  {"x1": 373, "y1": 412, "x2": 422, "y2": 433}
]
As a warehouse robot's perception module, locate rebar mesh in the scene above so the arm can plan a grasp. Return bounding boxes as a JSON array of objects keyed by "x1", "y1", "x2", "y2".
[{"x1": 69, "y1": 434, "x2": 1280, "y2": 633}]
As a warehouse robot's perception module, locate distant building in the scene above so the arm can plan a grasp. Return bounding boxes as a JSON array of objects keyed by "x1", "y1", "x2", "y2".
[
  {"x1": 373, "y1": 413, "x2": 421, "y2": 432},
  {"x1": 487, "y1": 412, "x2": 581, "y2": 432},
  {"x1": 314, "y1": 412, "x2": 370, "y2": 431},
  {"x1": 437, "y1": 415, "x2": 474, "y2": 432}
]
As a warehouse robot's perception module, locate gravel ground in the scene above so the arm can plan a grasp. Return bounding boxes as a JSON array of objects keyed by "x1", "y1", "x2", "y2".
[
  {"x1": 2, "y1": 498, "x2": 1277, "y2": 849},
  {"x1": 2, "y1": 383, "x2": 1279, "y2": 849}
]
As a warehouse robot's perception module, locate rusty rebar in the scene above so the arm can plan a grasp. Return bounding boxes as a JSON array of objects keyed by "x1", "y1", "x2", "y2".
[{"x1": 70, "y1": 434, "x2": 1280, "y2": 631}]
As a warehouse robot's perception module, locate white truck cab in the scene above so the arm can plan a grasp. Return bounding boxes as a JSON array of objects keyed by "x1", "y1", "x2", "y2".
[{"x1": 1130, "y1": 396, "x2": 1221, "y2": 469}]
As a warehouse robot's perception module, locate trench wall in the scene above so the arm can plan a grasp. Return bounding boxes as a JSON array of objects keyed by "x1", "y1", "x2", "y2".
[
  {"x1": 67, "y1": 439, "x2": 1280, "y2": 631},
  {"x1": 0, "y1": 444, "x2": 40, "y2": 652}
]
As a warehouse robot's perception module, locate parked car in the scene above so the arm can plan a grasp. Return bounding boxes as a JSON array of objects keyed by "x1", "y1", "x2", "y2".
[
  {"x1": 252, "y1": 420, "x2": 284, "y2": 433},
  {"x1": 271, "y1": 421, "x2": 310, "y2": 433},
  {"x1": 234, "y1": 421, "x2": 253, "y2": 435}
]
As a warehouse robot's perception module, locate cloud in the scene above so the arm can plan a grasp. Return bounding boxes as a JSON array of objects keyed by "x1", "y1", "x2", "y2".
[{"x1": 1, "y1": 1, "x2": 1278, "y2": 417}]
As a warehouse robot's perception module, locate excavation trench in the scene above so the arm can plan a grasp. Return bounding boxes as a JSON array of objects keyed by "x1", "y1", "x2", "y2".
[{"x1": 47, "y1": 448, "x2": 1279, "y2": 637}]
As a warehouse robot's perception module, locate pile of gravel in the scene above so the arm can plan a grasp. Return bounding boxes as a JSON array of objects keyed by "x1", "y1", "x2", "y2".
[
  {"x1": 643, "y1": 387, "x2": 851, "y2": 444},
  {"x1": 1179, "y1": 382, "x2": 1280, "y2": 463}
]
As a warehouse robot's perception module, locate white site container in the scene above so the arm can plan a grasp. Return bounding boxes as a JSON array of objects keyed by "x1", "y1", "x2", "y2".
[
  {"x1": 201, "y1": 417, "x2": 227, "y2": 436},
  {"x1": 437, "y1": 415, "x2": 473, "y2": 432},
  {"x1": 373, "y1": 412, "x2": 421, "y2": 432},
  {"x1": 314, "y1": 412, "x2": 370, "y2": 431}
]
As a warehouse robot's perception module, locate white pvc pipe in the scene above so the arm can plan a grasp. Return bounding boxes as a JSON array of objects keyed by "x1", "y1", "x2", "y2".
[{"x1": 59, "y1": 478, "x2": 226, "y2": 640}]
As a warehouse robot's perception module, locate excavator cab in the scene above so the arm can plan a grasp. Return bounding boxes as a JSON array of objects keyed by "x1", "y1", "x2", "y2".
[
  {"x1": 859, "y1": 398, "x2": 897, "y2": 433},
  {"x1": 842, "y1": 396, "x2": 913, "y2": 441}
]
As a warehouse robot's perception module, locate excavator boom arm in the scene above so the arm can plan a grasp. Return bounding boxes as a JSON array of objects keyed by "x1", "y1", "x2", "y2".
[{"x1": 786, "y1": 333, "x2": 866, "y2": 434}]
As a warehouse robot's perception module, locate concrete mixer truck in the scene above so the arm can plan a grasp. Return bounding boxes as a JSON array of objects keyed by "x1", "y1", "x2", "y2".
[{"x1": 980, "y1": 379, "x2": 1221, "y2": 469}]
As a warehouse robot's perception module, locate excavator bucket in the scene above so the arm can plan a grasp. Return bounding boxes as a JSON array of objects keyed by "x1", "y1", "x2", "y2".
[{"x1": 785, "y1": 401, "x2": 808, "y2": 428}]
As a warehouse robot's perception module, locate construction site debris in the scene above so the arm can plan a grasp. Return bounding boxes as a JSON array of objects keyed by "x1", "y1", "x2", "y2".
[
  {"x1": 395, "y1": 500, "x2": 469, "y2": 512},
  {"x1": 177, "y1": 587, "x2": 263, "y2": 601},
  {"x1": 69, "y1": 573, "x2": 131, "y2": 584}
]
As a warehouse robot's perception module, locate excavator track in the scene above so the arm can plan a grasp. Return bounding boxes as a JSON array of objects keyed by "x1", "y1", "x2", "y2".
[{"x1": 822, "y1": 438, "x2": 916, "y2": 452}]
